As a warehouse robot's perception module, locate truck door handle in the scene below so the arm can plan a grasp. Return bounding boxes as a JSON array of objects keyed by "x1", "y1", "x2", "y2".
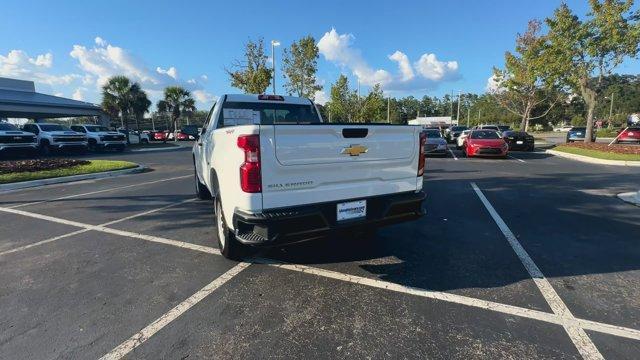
[{"x1": 342, "y1": 128, "x2": 368, "y2": 138}]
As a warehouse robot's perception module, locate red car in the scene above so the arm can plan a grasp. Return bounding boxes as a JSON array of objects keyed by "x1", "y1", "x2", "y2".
[
  {"x1": 154, "y1": 131, "x2": 169, "y2": 141},
  {"x1": 616, "y1": 127, "x2": 640, "y2": 144},
  {"x1": 464, "y1": 130, "x2": 509, "y2": 158}
]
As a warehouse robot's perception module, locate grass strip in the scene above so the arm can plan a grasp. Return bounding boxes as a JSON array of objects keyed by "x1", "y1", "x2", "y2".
[{"x1": 0, "y1": 160, "x2": 138, "y2": 184}]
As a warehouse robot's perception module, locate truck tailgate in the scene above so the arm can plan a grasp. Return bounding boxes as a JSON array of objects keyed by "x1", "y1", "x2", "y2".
[{"x1": 260, "y1": 124, "x2": 421, "y2": 209}]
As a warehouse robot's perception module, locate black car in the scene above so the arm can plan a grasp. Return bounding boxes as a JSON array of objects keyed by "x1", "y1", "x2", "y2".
[
  {"x1": 566, "y1": 127, "x2": 596, "y2": 143},
  {"x1": 502, "y1": 130, "x2": 534, "y2": 151}
]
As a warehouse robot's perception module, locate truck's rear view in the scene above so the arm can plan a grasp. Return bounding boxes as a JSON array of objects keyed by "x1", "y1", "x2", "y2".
[{"x1": 193, "y1": 94, "x2": 426, "y2": 259}]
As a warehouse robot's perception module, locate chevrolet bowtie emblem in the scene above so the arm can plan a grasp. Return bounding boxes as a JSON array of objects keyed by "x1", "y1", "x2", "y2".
[{"x1": 341, "y1": 144, "x2": 368, "y2": 156}]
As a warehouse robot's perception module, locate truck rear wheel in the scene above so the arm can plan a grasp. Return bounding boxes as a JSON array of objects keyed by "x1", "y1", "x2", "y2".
[{"x1": 215, "y1": 196, "x2": 244, "y2": 260}]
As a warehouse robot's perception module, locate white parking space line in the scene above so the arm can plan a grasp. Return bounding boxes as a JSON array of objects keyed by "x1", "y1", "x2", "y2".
[
  {"x1": 3, "y1": 205, "x2": 640, "y2": 345},
  {"x1": 7, "y1": 174, "x2": 191, "y2": 209},
  {"x1": 508, "y1": 155, "x2": 526, "y2": 163},
  {"x1": 0, "y1": 229, "x2": 89, "y2": 257},
  {"x1": 99, "y1": 262, "x2": 251, "y2": 360},
  {"x1": 0, "y1": 204, "x2": 219, "y2": 256},
  {"x1": 448, "y1": 149, "x2": 458, "y2": 160},
  {"x1": 471, "y1": 182, "x2": 603, "y2": 360}
]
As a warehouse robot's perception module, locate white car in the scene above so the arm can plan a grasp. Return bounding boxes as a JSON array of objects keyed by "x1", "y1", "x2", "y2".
[
  {"x1": 553, "y1": 125, "x2": 573, "y2": 132},
  {"x1": 0, "y1": 122, "x2": 38, "y2": 155},
  {"x1": 117, "y1": 129, "x2": 150, "y2": 144},
  {"x1": 456, "y1": 129, "x2": 471, "y2": 149},
  {"x1": 193, "y1": 94, "x2": 426, "y2": 259},
  {"x1": 22, "y1": 123, "x2": 87, "y2": 155},
  {"x1": 71, "y1": 125, "x2": 127, "y2": 151}
]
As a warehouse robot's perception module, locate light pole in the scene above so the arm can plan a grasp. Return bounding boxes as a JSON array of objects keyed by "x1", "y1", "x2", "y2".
[
  {"x1": 271, "y1": 40, "x2": 280, "y2": 95},
  {"x1": 456, "y1": 90, "x2": 461, "y2": 124}
]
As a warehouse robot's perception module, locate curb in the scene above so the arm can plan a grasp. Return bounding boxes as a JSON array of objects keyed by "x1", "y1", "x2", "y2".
[
  {"x1": 617, "y1": 191, "x2": 640, "y2": 207},
  {"x1": 129, "y1": 145, "x2": 186, "y2": 153},
  {"x1": 545, "y1": 149, "x2": 640, "y2": 167},
  {"x1": 0, "y1": 164, "x2": 147, "y2": 192}
]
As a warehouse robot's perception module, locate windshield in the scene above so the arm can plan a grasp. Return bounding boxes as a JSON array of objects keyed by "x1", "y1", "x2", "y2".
[
  {"x1": 481, "y1": 126, "x2": 499, "y2": 130},
  {"x1": 570, "y1": 127, "x2": 585, "y2": 131},
  {"x1": 470, "y1": 130, "x2": 500, "y2": 139},
  {"x1": 86, "y1": 126, "x2": 110, "y2": 132},
  {"x1": 0, "y1": 123, "x2": 18, "y2": 131},
  {"x1": 424, "y1": 130, "x2": 442, "y2": 138},
  {"x1": 220, "y1": 101, "x2": 321, "y2": 126},
  {"x1": 450, "y1": 126, "x2": 467, "y2": 131},
  {"x1": 40, "y1": 124, "x2": 70, "y2": 131}
]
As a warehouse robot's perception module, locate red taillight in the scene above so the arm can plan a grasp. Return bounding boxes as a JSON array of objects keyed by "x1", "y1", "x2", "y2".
[
  {"x1": 417, "y1": 132, "x2": 426, "y2": 177},
  {"x1": 237, "y1": 134, "x2": 261, "y2": 193}
]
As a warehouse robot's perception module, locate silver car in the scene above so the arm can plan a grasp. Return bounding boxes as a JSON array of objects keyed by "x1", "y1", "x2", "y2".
[{"x1": 422, "y1": 129, "x2": 448, "y2": 155}]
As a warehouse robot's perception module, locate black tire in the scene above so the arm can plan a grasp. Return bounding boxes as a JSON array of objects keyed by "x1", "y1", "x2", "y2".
[
  {"x1": 194, "y1": 168, "x2": 211, "y2": 200},
  {"x1": 142, "y1": 138, "x2": 149, "y2": 144},
  {"x1": 215, "y1": 196, "x2": 244, "y2": 260},
  {"x1": 39, "y1": 140, "x2": 51, "y2": 156}
]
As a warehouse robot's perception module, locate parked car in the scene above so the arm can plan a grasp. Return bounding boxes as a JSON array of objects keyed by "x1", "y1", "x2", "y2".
[
  {"x1": 554, "y1": 125, "x2": 573, "y2": 132},
  {"x1": 444, "y1": 125, "x2": 468, "y2": 143},
  {"x1": 422, "y1": 129, "x2": 448, "y2": 155},
  {"x1": 456, "y1": 129, "x2": 472, "y2": 149},
  {"x1": 475, "y1": 124, "x2": 500, "y2": 131},
  {"x1": 0, "y1": 122, "x2": 38, "y2": 156},
  {"x1": 501, "y1": 130, "x2": 535, "y2": 151},
  {"x1": 22, "y1": 123, "x2": 87, "y2": 155},
  {"x1": 153, "y1": 131, "x2": 168, "y2": 141},
  {"x1": 463, "y1": 130, "x2": 508, "y2": 158},
  {"x1": 566, "y1": 127, "x2": 596, "y2": 143},
  {"x1": 193, "y1": 94, "x2": 426, "y2": 259},
  {"x1": 117, "y1": 129, "x2": 150, "y2": 144},
  {"x1": 615, "y1": 127, "x2": 640, "y2": 144},
  {"x1": 70, "y1": 125, "x2": 126, "y2": 151}
]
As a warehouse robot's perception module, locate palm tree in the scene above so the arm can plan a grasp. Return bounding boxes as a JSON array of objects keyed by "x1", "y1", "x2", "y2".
[
  {"x1": 157, "y1": 86, "x2": 196, "y2": 142},
  {"x1": 101, "y1": 76, "x2": 139, "y2": 144},
  {"x1": 130, "y1": 85, "x2": 151, "y2": 131}
]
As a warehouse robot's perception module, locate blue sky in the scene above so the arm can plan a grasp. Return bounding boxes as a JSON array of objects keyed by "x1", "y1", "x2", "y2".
[{"x1": 2, "y1": 0, "x2": 639, "y2": 110}]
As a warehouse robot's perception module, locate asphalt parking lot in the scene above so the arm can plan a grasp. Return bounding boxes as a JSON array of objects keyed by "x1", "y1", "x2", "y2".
[{"x1": 1, "y1": 145, "x2": 640, "y2": 359}]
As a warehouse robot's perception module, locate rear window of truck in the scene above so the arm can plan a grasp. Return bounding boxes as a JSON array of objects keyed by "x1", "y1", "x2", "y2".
[{"x1": 218, "y1": 101, "x2": 321, "y2": 127}]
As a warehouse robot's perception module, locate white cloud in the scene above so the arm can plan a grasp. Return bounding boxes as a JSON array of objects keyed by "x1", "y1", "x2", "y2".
[
  {"x1": 485, "y1": 74, "x2": 502, "y2": 93},
  {"x1": 30, "y1": 53, "x2": 53, "y2": 68},
  {"x1": 94, "y1": 37, "x2": 107, "y2": 47},
  {"x1": 415, "y1": 53, "x2": 458, "y2": 81},
  {"x1": 156, "y1": 66, "x2": 178, "y2": 79},
  {"x1": 72, "y1": 88, "x2": 85, "y2": 101},
  {"x1": 318, "y1": 28, "x2": 459, "y2": 92},
  {"x1": 0, "y1": 49, "x2": 78, "y2": 86},
  {"x1": 313, "y1": 90, "x2": 329, "y2": 105},
  {"x1": 2, "y1": 38, "x2": 216, "y2": 110},
  {"x1": 192, "y1": 90, "x2": 217, "y2": 105},
  {"x1": 388, "y1": 51, "x2": 414, "y2": 81}
]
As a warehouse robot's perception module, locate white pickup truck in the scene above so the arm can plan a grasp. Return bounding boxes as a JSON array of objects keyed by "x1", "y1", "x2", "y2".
[{"x1": 193, "y1": 94, "x2": 426, "y2": 259}]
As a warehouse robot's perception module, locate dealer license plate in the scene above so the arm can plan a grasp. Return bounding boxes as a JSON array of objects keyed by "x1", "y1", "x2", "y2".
[{"x1": 337, "y1": 200, "x2": 367, "y2": 221}]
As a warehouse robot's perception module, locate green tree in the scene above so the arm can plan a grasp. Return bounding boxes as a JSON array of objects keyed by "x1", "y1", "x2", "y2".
[
  {"x1": 542, "y1": 0, "x2": 640, "y2": 142},
  {"x1": 359, "y1": 84, "x2": 386, "y2": 122},
  {"x1": 492, "y1": 20, "x2": 558, "y2": 131},
  {"x1": 101, "y1": 76, "x2": 140, "y2": 144},
  {"x1": 226, "y1": 38, "x2": 272, "y2": 94},
  {"x1": 325, "y1": 75, "x2": 351, "y2": 122},
  {"x1": 157, "y1": 86, "x2": 196, "y2": 142},
  {"x1": 130, "y1": 85, "x2": 151, "y2": 131},
  {"x1": 281, "y1": 36, "x2": 322, "y2": 99}
]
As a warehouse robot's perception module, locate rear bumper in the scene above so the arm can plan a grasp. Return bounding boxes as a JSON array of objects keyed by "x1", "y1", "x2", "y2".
[
  {"x1": 232, "y1": 190, "x2": 426, "y2": 246},
  {"x1": 0, "y1": 143, "x2": 38, "y2": 151}
]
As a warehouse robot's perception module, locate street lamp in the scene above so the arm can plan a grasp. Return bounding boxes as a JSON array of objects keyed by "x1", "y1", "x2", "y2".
[{"x1": 271, "y1": 40, "x2": 280, "y2": 95}]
